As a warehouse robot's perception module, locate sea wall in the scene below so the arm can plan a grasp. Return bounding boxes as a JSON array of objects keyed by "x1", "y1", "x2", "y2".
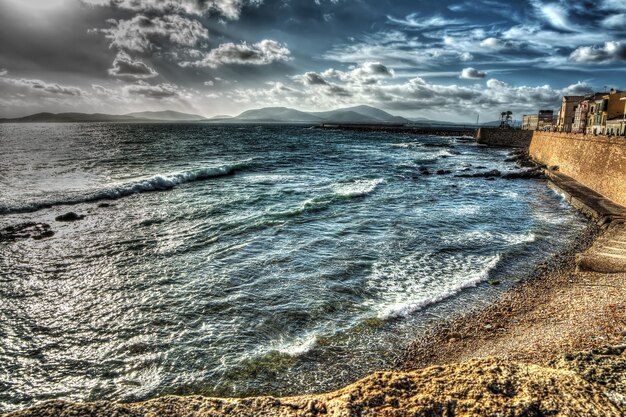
[
  {"x1": 475, "y1": 128, "x2": 533, "y2": 148},
  {"x1": 529, "y1": 132, "x2": 626, "y2": 207}
]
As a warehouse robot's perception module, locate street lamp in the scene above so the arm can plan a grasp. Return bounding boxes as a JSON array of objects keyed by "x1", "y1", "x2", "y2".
[{"x1": 621, "y1": 97, "x2": 626, "y2": 136}]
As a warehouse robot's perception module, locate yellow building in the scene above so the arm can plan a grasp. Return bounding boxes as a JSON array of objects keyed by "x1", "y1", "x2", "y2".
[{"x1": 587, "y1": 90, "x2": 626, "y2": 135}]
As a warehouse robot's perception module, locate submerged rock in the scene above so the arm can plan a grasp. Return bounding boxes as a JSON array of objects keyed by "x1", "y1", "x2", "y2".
[
  {"x1": 455, "y1": 169, "x2": 502, "y2": 178},
  {"x1": 55, "y1": 212, "x2": 85, "y2": 222},
  {"x1": 502, "y1": 169, "x2": 545, "y2": 179},
  {"x1": 0, "y1": 222, "x2": 54, "y2": 242}
]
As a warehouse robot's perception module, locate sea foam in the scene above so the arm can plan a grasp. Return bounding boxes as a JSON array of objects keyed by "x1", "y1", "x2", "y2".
[{"x1": 0, "y1": 162, "x2": 250, "y2": 214}]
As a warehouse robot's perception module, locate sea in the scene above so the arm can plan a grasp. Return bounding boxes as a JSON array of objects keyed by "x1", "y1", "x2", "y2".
[{"x1": 0, "y1": 123, "x2": 587, "y2": 412}]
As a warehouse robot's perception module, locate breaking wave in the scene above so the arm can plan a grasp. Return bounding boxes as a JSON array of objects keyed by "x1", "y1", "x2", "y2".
[
  {"x1": 0, "y1": 162, "x2": 251, "y2": 215},
  {"x1": 369, "y1": 253, "x2": 502, "y2": 320}
]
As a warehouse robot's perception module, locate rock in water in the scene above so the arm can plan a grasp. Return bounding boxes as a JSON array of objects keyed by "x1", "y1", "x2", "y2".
[{"x1": 55, "y1": 212, "x2": 85, "y2": 222}]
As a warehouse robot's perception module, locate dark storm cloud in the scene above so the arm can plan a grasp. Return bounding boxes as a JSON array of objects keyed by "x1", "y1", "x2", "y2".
[{"x1": 108, "y1": 51, "x2": 158, "y2": 78}]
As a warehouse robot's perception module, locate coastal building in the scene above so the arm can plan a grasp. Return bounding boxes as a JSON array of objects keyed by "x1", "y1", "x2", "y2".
[
  {"x1": 537, "y1": 110, "x2": 554, "y2": 131},
  {"x1": 572, "y1": 98, "x2": 589, "y2": 133},
  {"x1": 557, "y1": 96, "x2": 584, "y2": 132},
  {"x1": 522, "y1": 114, "x2": 538, "y2": 130},
  {"x1": 606, "y1": 116, "x2": 625, "y2": 136},
  {"x1": 586, "y1": 90, "x2": 626, "y2": 135}
]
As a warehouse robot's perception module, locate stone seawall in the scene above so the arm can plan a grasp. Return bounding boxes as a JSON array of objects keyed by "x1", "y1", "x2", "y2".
[
  {"x1": 529, "y1": 132, "x2": 626, "y2": 207},
  {"x1": 475, "y1": 127, "x2": 533, "y2": 148}
]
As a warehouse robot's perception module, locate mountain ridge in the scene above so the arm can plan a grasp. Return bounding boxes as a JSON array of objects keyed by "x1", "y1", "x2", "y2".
[{"x1": 1, "y1": 105, "x2": 460, "y2": 125}]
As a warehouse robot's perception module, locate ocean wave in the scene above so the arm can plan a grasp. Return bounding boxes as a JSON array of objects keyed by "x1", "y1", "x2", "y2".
[
  {"x1": 331, "y1": 178, "x2": 384, "y2": 198},
  {"x1": 0, "y1": 162, "x2": 250, "y2": 215},
  {"x1": 367, "y1": 253, "x2": 502, "y2": 320},
  {"x1": 268, "y1": 178, "x2": 385, "y2": 220}
]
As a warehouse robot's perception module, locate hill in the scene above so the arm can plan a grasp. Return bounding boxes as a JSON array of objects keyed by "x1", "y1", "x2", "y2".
[{"x1": 125, "y1": 110, "x2": 206, "y2": 121}]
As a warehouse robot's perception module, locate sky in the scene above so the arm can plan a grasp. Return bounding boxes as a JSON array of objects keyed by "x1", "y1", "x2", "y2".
[{"x1": 0, "y1": 0, "x2": 625, "y2": 122}]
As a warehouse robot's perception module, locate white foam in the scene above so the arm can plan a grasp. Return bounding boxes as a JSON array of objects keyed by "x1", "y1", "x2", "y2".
[
  {"x1": 0, "y1": 162, "x2": 249, "y2": 214},
  {"x1": 331, "y1": 178, "x2": 384, "y2": 198},
  {"x1": 365, "y1": 253, "x2": 502, "y2": 320},
  {"x1": 260, "y1": 333, "x2": 319, "y2": 357}
]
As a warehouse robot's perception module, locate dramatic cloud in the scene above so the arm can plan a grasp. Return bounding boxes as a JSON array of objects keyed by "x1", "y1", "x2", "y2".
[
  {"x1": 0, "y1": 76, "x2": 86, "y2": 96},
  {"x1": 124, "y1": 81, "x2": 181, "y2": 98},
  {"x1": 569, "y1": 41, "x2": 626, "y2": 63},
  {"x1": 531, "y1": 1, "x2": 577, "y2": 32},
  {"x1": 295, "y1": 72, "x2": 329, "y2": 86},
  {"x1": 230, "y1": 66, "x2": 566, "y2": 118},
  {"x1": 180, "y1": 40, "x2": 290, "y2": 68},
  {"x1": 108, "y1": 51, "x2": 158, "y2": 78},
  {"x1": 82, "y1": 0, "x2": 263, "y2": 20},
  {"x1": 460, "y1": 67, "x2": 486, "y2": 79},
  {"x1": 387, "y1": 13, "x2": 464, "y2": 29},
  {"x1": 561, "y1": 81, "x2": 594, "y2": 96},
  {"x1": 321, "y1": 62, "x2": 394, "y2": 84},
  {"x1": 95, "y1": 14, "x2": 209, "y2": 52}
]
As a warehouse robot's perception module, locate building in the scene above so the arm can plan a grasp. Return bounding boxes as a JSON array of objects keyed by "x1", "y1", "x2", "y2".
[
  {"x1": 587, "y1": 90, "x2": 626, "y2": 135},
  {"x1": 522, "y1": 114, "x2": 538, "y2": 130},
  {"x1": 606, "y1": 116, "x2": 625, "y2": 136},
  {"x1": 572, "y1": 98, "x2": 589, "y2": 133},
  {"x1": 537, "y1": 110, "x2": 554, "y2": 131},
  {"x1": 557, "y1": 96, "x2": 584, "y2": 132}
]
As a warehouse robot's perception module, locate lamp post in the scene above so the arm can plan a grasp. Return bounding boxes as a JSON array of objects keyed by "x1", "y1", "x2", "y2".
[{"x1": 621, "y1": 97, "x2": 626, "y2": 137}]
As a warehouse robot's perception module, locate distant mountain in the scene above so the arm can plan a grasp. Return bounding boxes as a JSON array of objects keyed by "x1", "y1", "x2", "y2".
[
  {"x1": 0, "y1": 112, "x2": 142, "y2": 123},
  {"x1": 0, "y1": 110, "x2": 208, "y2": 123},
  {"x1": 234, "y1": 107, "x2": 322, "y2": 123},
  {"x1": 313, "y1": 105, "x2": 410, "y2": 124},
  {"x1": 226, "y1": 105, "x2": 411, "y2": 124},
  {"x1": 2, "y1": 106, "x2": 425, "y2": 125},
  {"x1": 125, "y1": 110, "x2": 206, "y2": 121}
]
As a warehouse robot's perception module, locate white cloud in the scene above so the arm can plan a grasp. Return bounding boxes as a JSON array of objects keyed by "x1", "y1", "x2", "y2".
[
  {"x1": 561, "y1": 81, "x2": 594, "y2": 96},
  {"x1": 387, "y1": 13, "x2": 464, "y2": 29},
  {"x1": 569, "y1": 41, "x2": 626, "y2": 63},
  {"x1": 602, "y1": 13, "x2": 626, "y2": 28},
  {"x1": 81, "y1": 0, "x2": 263, "y2": 20},
  {"x1": 123, "y1": 81, "x2": 181, "y2": 98},
  {"x1": 460, "y1": 67, "x2": 486, "y2": 79},
  {"x1": 321, "y1": 62, "x2": 394, "y2": 84},
  {"x1": 108, "y1": 51, "x2": 158, "y2": 78},
  {"x1": 0, "y1": 76, "x2": 86, "y2": 96},
  {"x1": 94, "y1": 14, "x2": 209, "y2": 52},
  {"x1": 180, "y1": 39, "x2": 290, "y2": 68},
  {"x1": 227, "y1": 65, "x2": 566, "y2": 118}
]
